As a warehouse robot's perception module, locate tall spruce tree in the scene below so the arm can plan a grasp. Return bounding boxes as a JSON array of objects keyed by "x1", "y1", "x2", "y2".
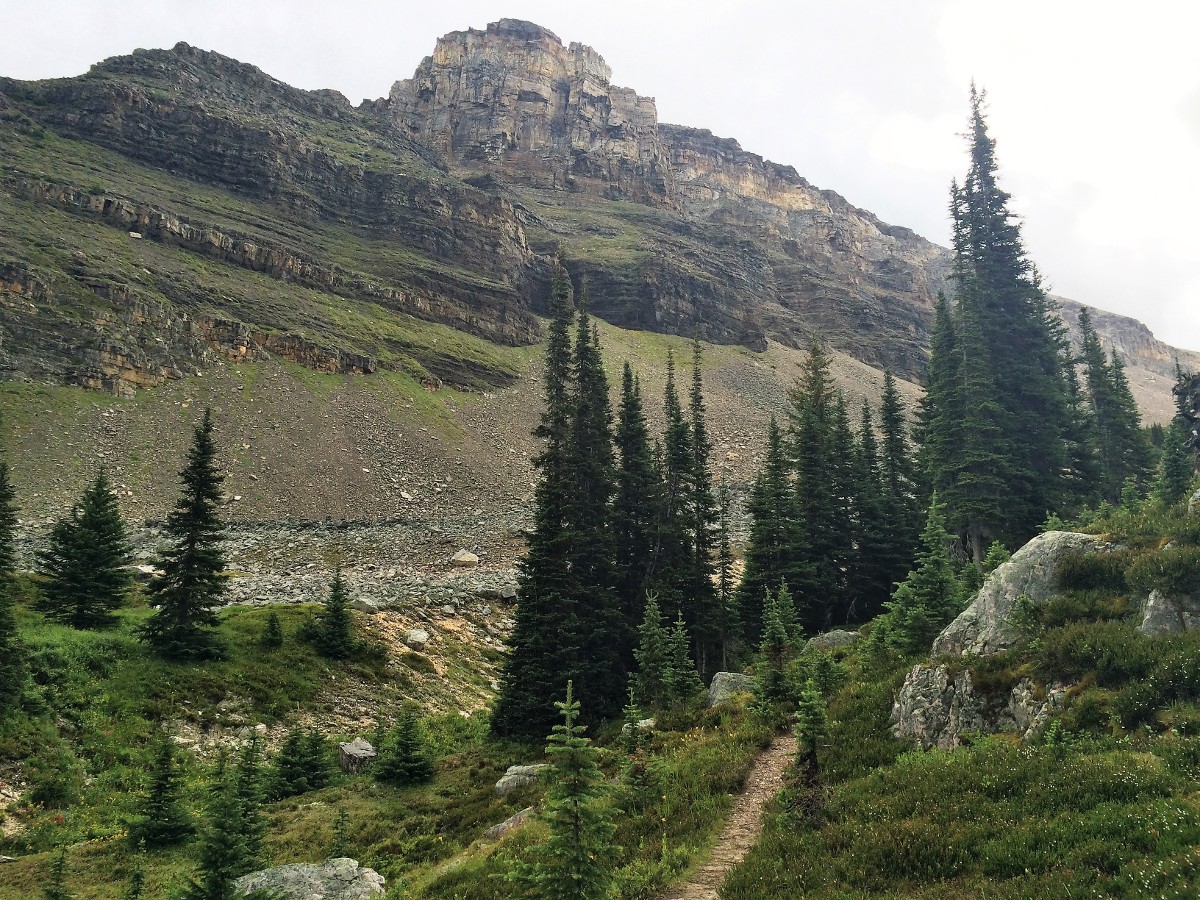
[
  {"x1": 849, "y1": 401, "x2": 891, "y2": 620},
  {"x1": 613, "y1": 364, "x2": 659, "y2": 639},
  {"x1": 737, "y1": 417, "x2": 801, "y2": 643},
  {"x1": 182, "y1": 770, "x2": 252, "y2": 900},
  {"x1": 375, "y1": 706, "x2": 434, "y2": 785},
  {"x1": 878, "y1": 372, "x2": 920, "y2": 583},
  {"x1": 686, "y1": 338, "x2": 720, "y2": 676},
  {"x1": 787, "y1": 340, "x2": 844, "y2": 631},
  {"x1": 647, "y1": 350, "x2": 695, "y2": 614},
  {"x1": 880, "y1": 498, "x2": 961, "y2": 657},
  {"x1": 38, "y1": 469, "x2": 131, "y2": 628},
  {"x1": 632, "y1": 592, "x2": 671, "y2": 709},
  {"x1": 492, "y1": 271, "x2": 579, "y2": 739},
  {"x1": 140, "y1": 409, "x2": 226, "y2": 660},
  {"x1": 0, "y1": 460, "x2": 23, "y2": 715},
  {"x1": 1077, "y1": 308, "x2": 1152, "y2": 500},
  {"x1": 925, "y1": 88, "x2": 1074, "y2": 558},
  {"x1": 714, "y1": 480, "x2": 740, "y2": 669},
  {"x1": 563, "y1": 297, "x2": 625, "y2": 719},
  {"x1": 1155, "y1": 417, "x2": 1196, "y2": 506}
]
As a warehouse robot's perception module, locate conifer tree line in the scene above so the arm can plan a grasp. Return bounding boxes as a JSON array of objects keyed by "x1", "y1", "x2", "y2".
[
  {"x1": 492, "y1": 273, "x2": 733, "y2": 739},
  {"x1": 737, "y1": 349, "x2": 921, "y2": 641}
]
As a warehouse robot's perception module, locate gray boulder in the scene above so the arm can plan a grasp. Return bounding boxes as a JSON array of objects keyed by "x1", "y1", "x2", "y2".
[
  {"x1": 337, "y1": 738, "x2": 376, "y2": 774},
  {"x1": 484, "y1": 806, "x2": 533, "y2": 840},
  {"x1": 495, "y1": 763, "x2": 549, "y2": 796},
  {"x1": 451, "y1": 549, "x2": 479, "y2": 567},
  {"x1": 1189, "y1": 489, "x2": 1200, "y2": 517},
  {"x1": 706, "y1": 672, "x2": 755, "y2": 707},
  {"x1": 804, "y1": 629, "x2": 860, "y2": 653},
  {"x1": 405, "y1": 628, "x2": 431, "y2": 651},
  {"x1": 891, "y1": 664, "x2": 982, "y2": 750},
  {"x1": 933, "y1": 531, "x2": 1110, "y2": 657},
  {"x1": 234, "y1": 857, "x2": 385, "y2": 898},
  {"x1": 1139, "y1": 590, "x2": 1200, "y2": 636}
]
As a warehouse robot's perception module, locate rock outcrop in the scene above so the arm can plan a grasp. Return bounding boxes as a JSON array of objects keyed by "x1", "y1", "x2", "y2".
[
  {"x1": 891, "y1": 666, "x2": 1067, "y2": 749},
  {"x1": 1139, "y1": 590, "x2": 1200, "y2": 636},
  {"x1": 234, "y1": 858, "x2": 385, "y2": 898},
  {"x1": 932, "y1": 531, "x2": 1112, "y2": 657},
  {"x1": 387, "y1": 19, "x2": 673, "y2": 206}
]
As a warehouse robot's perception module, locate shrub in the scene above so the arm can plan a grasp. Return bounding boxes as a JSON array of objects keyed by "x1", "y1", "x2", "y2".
[
  {"x1": 1125, "y1": 546, "x2": 1200, "y2": 597},
  {"x1": 1036, "y1": 621, "x2": 1159, "y2": 688},
  {"x1": 1056, "y1": 551, "x2": 1130, "y2": 593}
]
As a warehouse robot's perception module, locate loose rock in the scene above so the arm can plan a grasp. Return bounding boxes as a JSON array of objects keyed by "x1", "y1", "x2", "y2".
[
  {"x1": 234, "y1": 857, "x2": 385, "y2": 898},
  {"x1": 494, "y1": 763, "x2": 549, "y2": 796},
  {"x1": 337, "y1": 738, "x2": 377, "y2": 774},
  {"x1": 706, "y1": 672, "x2": 755, "y2": 707}
]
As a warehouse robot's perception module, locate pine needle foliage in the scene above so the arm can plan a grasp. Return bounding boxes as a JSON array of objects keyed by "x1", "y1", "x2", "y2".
[
  {"x1": 311, "y1": 568, "x2": 355, "y2": 659},
  {"x1": 140, "y1": 408, "x2": 226, "y2": 660},
  {"x1": 127, "y1": 732, "x2": 194, "y2": 849},
  {"x1": 375, "y1": 706, "x2": 434, "y2": 786},
  {"x1": 503, "y1": 681, "x2": 616, "y2": 900},
  {"x1": 37, "y1": 469, "x2": 131, "y2": 628}
]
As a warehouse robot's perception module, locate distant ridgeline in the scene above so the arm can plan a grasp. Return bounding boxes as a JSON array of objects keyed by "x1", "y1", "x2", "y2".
[{"x1": 0, "y1": 18, "x2": 1195, "y2": 415}]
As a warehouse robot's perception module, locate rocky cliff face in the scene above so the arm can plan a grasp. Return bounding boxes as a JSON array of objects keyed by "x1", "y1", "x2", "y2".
[
  {"x1": 0, "y1": 24, "x2": 1193, "y2": 409},
  {"x1": 386, "y1": 19, "x2": 673, "y2": 206}
]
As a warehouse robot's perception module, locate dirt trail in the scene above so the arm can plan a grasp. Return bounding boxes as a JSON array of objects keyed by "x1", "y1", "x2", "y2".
[{"x1": 662, "y1": 731, "x2": 798, "y2": 900}]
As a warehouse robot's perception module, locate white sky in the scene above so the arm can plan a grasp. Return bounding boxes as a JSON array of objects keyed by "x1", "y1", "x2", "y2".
[{"x1": 3, "y1": 0, "x2": 1198, "y2": 351}]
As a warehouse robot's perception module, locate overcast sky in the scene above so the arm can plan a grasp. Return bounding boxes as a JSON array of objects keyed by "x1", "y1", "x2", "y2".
[{"x1": 4, "y1": 1, "x2": 1198, "y2": 351}]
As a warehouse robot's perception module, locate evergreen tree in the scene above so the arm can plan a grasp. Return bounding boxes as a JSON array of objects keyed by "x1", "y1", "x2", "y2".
[
  {"x1": 613, "y1": 364, "x2": 660, "y2": 641},
  {"x1": 123, "y1": 864, "x2": 145, "y2": 900},
  {"x1": 714, "y1": 480, "x2": 740, "y2": 669},
  {"x1": 1077, "y1": 308, "x2": 1153, "y2": 500},
  {"x1": 882, "y1": 499, "x2": 961, "y2": 657},
  {"x1": 260, "y1": 611, "x2": 283, "y2": 649},
  {"x1": 849, "y1": 401, "x2": 891, "y2": 620},
  {"x1": 37, "y1": 469, "x2": 131, "y2": 628},
  {"x1": 43, "y1": 848, "x2": 73, "y2": 900},
  {"x1": 504, "y1": 682, "x2": 616, "y2": 900},
  {"x1": 128, "y1": 733, "x2": 194, "y2": 848},
  {"x1": 925, "y1": 89, "x2": 1074, "y2": 557},
  {"x1": 787, "y1": 340, "x2": 844, "y2": 631},
  {"x1": 737, "y1": 417, "x2": 799, "y2": 644},
  {"x1": 312, "y1": 568, "x2": 355, "y2": 659},
  {"x1": 563, "y1": 297, "x2": 625, "y2": 720},
  {"x1": 0, "y1": 461, "x2": 23, "y2": 716},
  {"x1": 827, "y1": 392, "x2": 859, "y2": 624},
  {"x1": 140, "y1": 409, "x2": 226, "y2": 660},
  {"x1": 757, "y1": 586, "x2": 792, "y2": 705},
  {"x1": 878, "y1": 372, "x2": 921, "y2": 584},
  {"x1": 299, "y1": 729, "x2": 331, "y2": 790},
  {"x1": 375, "y1": 706, "x2": 434, "y2": 785},
  {"x1": 233, "y1": 736, "x2": 266, "y2": 871},
  {"x1": 788, "y1": 679, "x2": 828, "y2": 827},
  {"x1": 1155, "y1": 418, "x2": 1196, "y2": 506},
  {"x1": 686, "y1": 337, "x2": 720, "y2": 676},
  {"x1": 270, "y1": 727, "x2": 312, "y2": 799},
  {"x1": 632, "y1": 593, "x2": 671, "y2": 709},
  {"x1": 981, "y1": 540, "x2": 1011, "y2": 574},
  {"x1": 492, "y1": 271, "x2": 580, "y2": 739},
  {"x1": 647, "y1": 350, "x2": 696, "y2": 615},
  {"x1": 664, "y1": 610, "x2": 704, "y2": 705},
  {"x1": 181, "y1": 772, "x2": 252, "y2": 900}
]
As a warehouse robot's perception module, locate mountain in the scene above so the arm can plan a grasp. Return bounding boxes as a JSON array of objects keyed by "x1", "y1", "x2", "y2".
[{"x1": 0, "y1": 19, "x2": 1196, "y2": 522}]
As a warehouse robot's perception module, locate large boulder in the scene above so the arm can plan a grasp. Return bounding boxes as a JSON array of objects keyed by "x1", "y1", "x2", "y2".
[
  {"x1": 706, "y1": 672, "x2": 755, "y2": 707},
  {"x1": 337, "y1": 738, "x2": 377, "y2": 774},
  {"x1": 933, "y1": 531, "x2": 1111, "y2": 657},
  {"x1": 804, "y1": 629, "x2": 859, "y2": 653},
  {"x1": 494, "y1": 763, "x2": 549, "y2": 796},
  {"x1": 1190, "y1": 489, "x2": 1200, "y2": 517},
  {"x1": 234, "y1": 857, "x2": 385, "y2": 898},
  {"x1": 484, "y1": 806, "x2": 533, "y2": 840}
]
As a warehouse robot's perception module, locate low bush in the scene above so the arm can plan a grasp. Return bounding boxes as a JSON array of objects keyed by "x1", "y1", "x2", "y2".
[{"x1": 1125, "y1": 546, "x2": 1200, "y2": 597}]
